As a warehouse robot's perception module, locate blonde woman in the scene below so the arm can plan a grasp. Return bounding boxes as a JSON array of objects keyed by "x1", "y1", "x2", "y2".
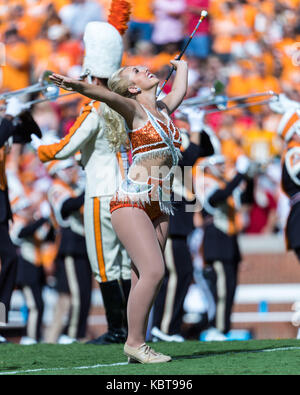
[{"x1": 50, "y1": 59, "x2": 188, "y2": 363}]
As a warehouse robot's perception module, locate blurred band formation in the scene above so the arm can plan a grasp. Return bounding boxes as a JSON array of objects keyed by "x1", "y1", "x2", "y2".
[{"x1": 0, "y1": 0, "x2": 300, "y2": 346}]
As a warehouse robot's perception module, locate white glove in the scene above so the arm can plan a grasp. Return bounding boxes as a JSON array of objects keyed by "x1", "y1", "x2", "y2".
[
  {"x1": 187, "y1": 108, "x2": 205, "y2": 133},
  {"x1": 236, "y1": 155, "x2": 251, "y2": 175},
  {"x1": 5, "y1": 97, "x2": 24, "y2": 117},
  {"x1": 42, "y1": 133, "x2": 60, "y2": 144},
  {"x1": 269, "y1": 94, "x2": 300, "y2": 114},
  {"x1": 30, "y1": 134, "x2": 43, "y2": 150},
  {"x1": 40, "y1": 201, "x2": 51, "y2": 218}
]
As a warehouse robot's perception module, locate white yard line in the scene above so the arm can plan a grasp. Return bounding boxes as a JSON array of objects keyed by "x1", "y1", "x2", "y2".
[
  {"x1": 261, "y1": 346, "x2": 300, "y2": 352},
  {"x1": 0, "y1": 362, "x2": 128, "y2": 375},
  {"x1": 1, "y1": 346, "x2": 300, "y2": 375}
]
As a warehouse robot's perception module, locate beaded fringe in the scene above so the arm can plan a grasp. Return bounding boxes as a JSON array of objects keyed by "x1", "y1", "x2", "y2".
[{"x1": 113, "y1": 189, "x2": 175, "y2": 216}]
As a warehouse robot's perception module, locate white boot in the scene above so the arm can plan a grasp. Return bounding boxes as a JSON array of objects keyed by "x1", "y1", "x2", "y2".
[
  {"x1": 20, "y1": 336, "x2": 38, "y2": 345},
  {"x1": 0, "y1": 335, "x2": 8, "y2": 344},
  {"x1": 151, "y1": 326, "x2": 185, "y2": 343},
  {"x1": 58, "y1": 335, "x2": 77, "y2": 344},
  {"x1": 201, "y1": 327, "x2": 227, "y2": 341}
]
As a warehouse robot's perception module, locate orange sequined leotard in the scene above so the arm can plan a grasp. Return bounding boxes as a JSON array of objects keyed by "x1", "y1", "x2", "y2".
[{"x1": 110, "y1": 105, "x2": 182, "y2": 221}]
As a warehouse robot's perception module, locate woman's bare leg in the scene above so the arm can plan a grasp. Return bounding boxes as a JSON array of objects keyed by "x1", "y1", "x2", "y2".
[
  {"x1": 111, "y1": 207, "x2": 166, "y2": 348},
  {"x1": 154, "y1": 214, "x2": 169, "y2": 252},
  {"x1": 141, "y1": 215, "x2": 169, "y2": 339}
]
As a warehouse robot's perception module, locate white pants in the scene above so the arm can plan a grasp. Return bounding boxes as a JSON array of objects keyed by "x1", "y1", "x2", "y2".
[{"x1": 84, "y1": 195, "x2": 131, "y2": 283}]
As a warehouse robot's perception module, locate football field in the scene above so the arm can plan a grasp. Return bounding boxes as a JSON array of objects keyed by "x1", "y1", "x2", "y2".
[{"x1": 0, "y1": 339, "x2": 300, "y2": 375}]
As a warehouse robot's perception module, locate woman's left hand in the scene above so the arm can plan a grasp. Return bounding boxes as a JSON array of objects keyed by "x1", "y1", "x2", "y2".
[{"x1": 49, "y1": 73, "x2": 79, "y2": 91}]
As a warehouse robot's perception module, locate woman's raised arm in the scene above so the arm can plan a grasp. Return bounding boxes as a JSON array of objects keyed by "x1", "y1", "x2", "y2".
[
  {"x1": 49, "y1": 73, "x2": 137, "y2": 126},
  {"x1": 160, "y1": 59, "x2": 188, "y2": 115}
]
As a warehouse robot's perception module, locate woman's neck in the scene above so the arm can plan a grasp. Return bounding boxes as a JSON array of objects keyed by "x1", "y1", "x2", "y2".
[{"x1": 136, "y1": 87, "x2": 158, "y2": 112}]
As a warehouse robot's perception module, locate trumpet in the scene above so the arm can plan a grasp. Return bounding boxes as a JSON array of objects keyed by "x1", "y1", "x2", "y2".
[
  {"x1": 0, "y1": 70, "x2": 76, "y2": 111},
  {"x1": 21, "y1": 92, "x2": 76, "y2": 109},
  {"x1": 179, "y1": 91, "x2": 279, "y2": 114},
  {"x1": 0, "y1": 71, "x2": 57, "y2": 101}
]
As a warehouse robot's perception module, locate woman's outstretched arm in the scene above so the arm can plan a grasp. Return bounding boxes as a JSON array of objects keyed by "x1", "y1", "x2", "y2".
[
  {"x1": 49, "y1": 74, "x2": 137, "y2": 126},
  {"x1": 160, "y1": 59, "x2": 188, "y2": 115}
]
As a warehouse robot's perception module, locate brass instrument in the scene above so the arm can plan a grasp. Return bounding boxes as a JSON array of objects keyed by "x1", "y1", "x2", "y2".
[
  {"x1": 0, "y1": 70, "x2": 76, "y2": 110},
  {"x1": 180, "y1": 91, "x2": 279, "y2": 114},
  {"x1": 0, "y1": 71, "x2": 57, "y2": 101}
]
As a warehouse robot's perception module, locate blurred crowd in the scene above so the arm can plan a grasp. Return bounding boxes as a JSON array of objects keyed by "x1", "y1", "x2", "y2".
[
  {"x1": 1, "y1": 0, "x2": 299, "y2": 237},
  {"x1": 0, "y1": 0, "x2": 300, "y2": 343}
]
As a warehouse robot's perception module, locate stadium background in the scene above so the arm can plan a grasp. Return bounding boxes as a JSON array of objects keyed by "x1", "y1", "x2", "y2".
[{"x1": 1, "y1": 0, "x2": 300, "y2": 342}]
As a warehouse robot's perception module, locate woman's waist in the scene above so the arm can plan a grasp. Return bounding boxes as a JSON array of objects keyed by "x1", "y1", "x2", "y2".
[
  {"x1": 128, "y1": 161, "x2": 176, "y2": 185},
  {"x1": 124, "y1": 172, "x2": 174, "y2": 190},
  {"x1": 131, "y1": 146, "x2": 181, "y2": 168},
  {"x1": 114, "y1": 171, "x2": 175, "y2": 202}
]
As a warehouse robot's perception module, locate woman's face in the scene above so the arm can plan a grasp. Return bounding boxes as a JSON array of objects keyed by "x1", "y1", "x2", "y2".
[{"x1": 122, "y1": 66, "x2": 159, "y2": 94}]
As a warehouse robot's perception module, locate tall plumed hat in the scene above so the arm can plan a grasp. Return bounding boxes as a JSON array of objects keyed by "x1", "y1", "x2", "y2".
[{"x1": 81, "y1": 0, "x2": 131, "y2": 79}]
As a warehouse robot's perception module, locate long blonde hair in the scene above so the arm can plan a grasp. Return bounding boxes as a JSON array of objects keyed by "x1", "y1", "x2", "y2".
[
  {"x1": 108, "y1": 67, "x2": 135, "y2": 98},
  {"x1": 101, "y1": 67, "x2": 134, "y2": 152},
  {"x1": 101, "y1": 102, "x2": 129, "y2": 152}
]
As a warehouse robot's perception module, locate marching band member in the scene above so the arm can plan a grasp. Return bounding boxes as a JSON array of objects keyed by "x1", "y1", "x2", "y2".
[
  {"x1": 32, "y1": 1, "x2": 132, "y2": 345},
  {"x1": 271, "y1": 99, "x2": 300, "y2": 338},
  {"x1": 49, "y1": 50, "x2": 188, "y2": 363},
  {"x1": 194, "y1": 153, "x2": 253, "y2": 335},
  {"x1": 151, "y1": 108, "x2": 216, "y2": 342},
  {"x1": 10, "y1": 193, "x2": 53, "y2": 344},
  {"x1": 277, "y1": 109, "x2": 300, "y2": 262},
  {"x1": 0, "y1": 98, "x2": 42, "y2": 344},
  {"x1": 45, "y1": 159, "x2": 92, "y2": 343}
]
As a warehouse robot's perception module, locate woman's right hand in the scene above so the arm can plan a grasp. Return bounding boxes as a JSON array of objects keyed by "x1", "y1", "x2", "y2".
[
  {"x1": 49, "y1": 73, "x2": 79, "y2": 91},
  {"x1": 170, "y1": 58, "x2": 188, "y2": 71}
]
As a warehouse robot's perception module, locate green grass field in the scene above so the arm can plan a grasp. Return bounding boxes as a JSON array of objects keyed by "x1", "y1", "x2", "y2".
[{"x1": 0, "y1": 339, "x2": 300, "y2": 375}]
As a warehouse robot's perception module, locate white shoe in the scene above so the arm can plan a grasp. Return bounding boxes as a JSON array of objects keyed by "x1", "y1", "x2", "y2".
[
  {"x1": 170, "y1": 334, "x2": 185, "y2": 342},
  {"x1": 151, "y1": 327, "x2": 185, "y2": 343},
  {"x1": 20, "y1": 336, "x2": 38, "y2": 345},
  {"x1": 58, "y1": 335, "x2": 77, "y2": 344},
  {"x1": 0, "y1": 335, "x2": 8, "y2": 344},
  {"x1": 201, "y1": 327, "x2": 227, "y2": 341}
]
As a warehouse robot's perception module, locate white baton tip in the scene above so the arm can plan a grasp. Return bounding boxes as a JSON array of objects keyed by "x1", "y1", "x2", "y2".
[{"x1": 201, "y1": 10, "x2": 208, "y2": 17}]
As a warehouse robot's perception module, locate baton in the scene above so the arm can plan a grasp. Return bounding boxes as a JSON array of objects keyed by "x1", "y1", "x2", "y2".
[{"x1": 156, "y1": 10, "x2": 208, "y2": 98}]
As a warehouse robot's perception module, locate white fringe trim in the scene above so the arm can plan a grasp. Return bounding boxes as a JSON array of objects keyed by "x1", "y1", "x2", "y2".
[
  {"x1": 159, "y1": 200, "x2": 174, "y2": 216},
  {"x1": 114, "y1": 185, "x2": 175, "y2": 216}
]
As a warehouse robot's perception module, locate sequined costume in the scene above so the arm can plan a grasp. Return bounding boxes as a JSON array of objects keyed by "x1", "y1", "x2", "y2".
[{"x1": 110, "y1": 106, "x2": 182, "y2": 221}]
